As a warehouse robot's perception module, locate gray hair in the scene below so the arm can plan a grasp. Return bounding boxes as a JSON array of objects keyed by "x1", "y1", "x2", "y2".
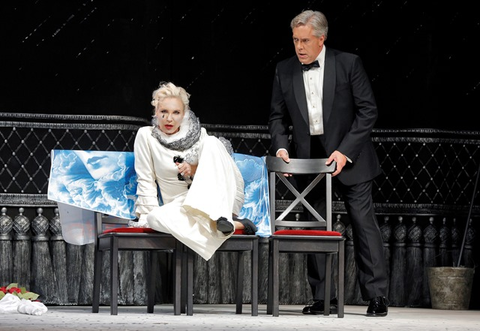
[
  {"x1": 290, "y1": 10, "x2": 328, "y2": 40},
  {"x1": 151, "y1": 81, "x2": 190, "y2": 112}
]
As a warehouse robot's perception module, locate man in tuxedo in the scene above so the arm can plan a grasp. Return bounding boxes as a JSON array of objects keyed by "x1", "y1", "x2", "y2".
[{"x1": 268, "y1": 10, "x2": 389, "y2": 317}]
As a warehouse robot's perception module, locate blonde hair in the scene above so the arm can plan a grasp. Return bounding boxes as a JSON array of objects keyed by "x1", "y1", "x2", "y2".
[{"x1": 151, "y1": 82, "x2": 190, "y2": 112}]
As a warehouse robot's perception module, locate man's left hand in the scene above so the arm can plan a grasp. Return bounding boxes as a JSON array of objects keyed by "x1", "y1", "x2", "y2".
[{"x1": 326, "y1": 150, "x2": 347, "y2": 177}]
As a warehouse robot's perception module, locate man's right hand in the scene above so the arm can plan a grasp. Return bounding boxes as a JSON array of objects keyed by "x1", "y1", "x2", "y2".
[
  {"x1": 276, "y1": 150, "x2": 292, "y2": 176},
  {"x1": 276, "y1": 149, "x2": 290, "y2": 163}
]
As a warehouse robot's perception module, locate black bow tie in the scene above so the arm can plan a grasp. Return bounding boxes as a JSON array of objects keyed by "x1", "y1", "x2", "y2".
[{"x1": 301, "y1": 60, "x2": 320, "y2": 71}]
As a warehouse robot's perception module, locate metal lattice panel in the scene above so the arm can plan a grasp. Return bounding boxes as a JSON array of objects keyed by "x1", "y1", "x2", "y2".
[
  {"x1": 0, "y1": 113, "x2": 149, "y2": 206},
  {"x1": 372, "y1": 130, "x2": 480, "y2": 215},
  {"x1": 205, "y1": 125, "x2": 480, "y2": 216},
  {"x1": 202, "y1": 124, "x2": 272, "y2": 156},
  {"x1": 374, "y1": 138, "x2": 480, "y2": 205},
  {"x1": 1, "y1": 116, "x2": 479, "y2": 217}
]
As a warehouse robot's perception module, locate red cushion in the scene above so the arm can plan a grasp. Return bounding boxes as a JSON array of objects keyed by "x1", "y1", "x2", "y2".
[
  {"x1": 103, "y1": 227, "x2": 157, "y2": 234},
  {"x1": 274, "y1": 229, "x2": 342, "y2": 236},
  {"x1": 103, "y1": 228, "x2": 248, "y2": 235}
]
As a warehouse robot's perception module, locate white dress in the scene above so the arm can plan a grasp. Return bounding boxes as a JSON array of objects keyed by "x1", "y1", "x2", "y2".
[{"x1": 133, "y1": 124, "x2": 244, "y2": 261}]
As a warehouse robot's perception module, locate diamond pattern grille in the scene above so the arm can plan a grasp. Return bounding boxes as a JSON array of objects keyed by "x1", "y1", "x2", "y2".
[
  {"x1": 0, "y1": 113, "x2": 149, "y2": 205},
  {"x1": 208, "y1": 126, "x2": 480, "y2": 216},
  {"x1": 1, "y1": 116, "x2": 479, "y2": 216},
  {"x1": 371, "y1": 132, "x2": 480, "y2": 215}
]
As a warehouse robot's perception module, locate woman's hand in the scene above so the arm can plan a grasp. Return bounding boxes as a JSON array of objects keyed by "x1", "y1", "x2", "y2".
[{"x1": 175, "y1": 161, "x2": 197, "y2": 178}]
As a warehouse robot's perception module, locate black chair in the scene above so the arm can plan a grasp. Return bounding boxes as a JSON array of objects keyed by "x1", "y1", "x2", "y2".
[
  {"x1": 48, "y1": 149, "x2": 185, "y2": 315},
  {"x1": 92, "y1": 213, "x2": 184, "y2": 315},
  {"x1": 91, "y1": 152, "x2": 264, "y2": 316},
  {"x1": 265, "y1": 156, "x2": 345, "y2": 317}
]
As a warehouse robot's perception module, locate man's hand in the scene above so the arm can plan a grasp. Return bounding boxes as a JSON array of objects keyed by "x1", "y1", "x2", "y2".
[
  {"x1": 276, "y1": 150, "x2": 292, "y2": 177},
  {"x1": 276, "y1": 149, "x2": 290, "y2": 163},
  {"x1": 327, "y1": 150, "x2": 347, "y2": 177}
]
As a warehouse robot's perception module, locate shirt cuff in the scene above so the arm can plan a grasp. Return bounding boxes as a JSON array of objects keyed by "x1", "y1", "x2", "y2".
[{"x1": 276, "y1": 148, "x2": 289, "y2": 157}]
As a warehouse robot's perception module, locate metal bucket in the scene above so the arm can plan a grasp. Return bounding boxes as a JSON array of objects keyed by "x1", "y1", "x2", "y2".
[{"x1": 427, "y1": 267, "x2": 475, "y2": 310}]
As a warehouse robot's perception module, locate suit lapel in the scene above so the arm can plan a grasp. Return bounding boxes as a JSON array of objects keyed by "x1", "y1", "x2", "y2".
[
  {"x1": 293, "y1": 62, "x2": 309, "y2": 125},
  {"x1": 323, "y1": 48, "x2": 335, "y2": 126}
]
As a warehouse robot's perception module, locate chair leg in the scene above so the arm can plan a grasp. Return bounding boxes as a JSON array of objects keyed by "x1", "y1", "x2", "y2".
[
  {"x1": 173, "y1": 242, "x2": 183, "y2": 315},
  {"x1": 147, "y1": 251, "x2": 156, "y2": 313},
  {"x1": 337, "y1": 241, "x2": 345, "y2": 318},
  {"x1": 92, "y1": 245, "x2": 102, "y2": 313},
  {"x1": 180, "y1": 245, "x2": 187, "y2": 314},
  {"x1": 272, "y1": 239, "x2": 280, "y2": 317},
  {"x1": 266, "y1": 239, "x2": 273, "y2": 315},
  {"x1": 235, "y1": 251, "x2": 245, "y2": 314},
  {"x1": 324, "y1": 253, "x2": 332, "y2": 316},
  {"x1": 251, "y1": 239, "x2": 259, "y2": 316},
  {"x1": 186, "y1": 248, "x2": 194, "y2": 316},
  {"x1": 110, "y1": 237, "x2": 119, "y2": 315}
]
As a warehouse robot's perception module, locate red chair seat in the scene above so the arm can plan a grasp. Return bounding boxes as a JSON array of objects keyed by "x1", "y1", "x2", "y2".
[
  {"x1": 274, "y1": 229, "x2": 342, "y2": 236},
  {"x1": 103, "y1": 228, "x2": 247, "y2": 235},
  {"x1": 103, "y1": 227, "x2": 157, "y2": 234}
]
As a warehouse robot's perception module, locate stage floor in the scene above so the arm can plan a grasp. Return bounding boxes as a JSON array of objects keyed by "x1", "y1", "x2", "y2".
[{"x1": 1, "y1": 304, "x2": 479, "y2": 331}]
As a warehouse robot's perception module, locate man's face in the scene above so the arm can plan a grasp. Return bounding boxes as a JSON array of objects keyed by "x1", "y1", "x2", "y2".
[{"x1": 292, "y1": 25, "x2": 324, "y2": 65}]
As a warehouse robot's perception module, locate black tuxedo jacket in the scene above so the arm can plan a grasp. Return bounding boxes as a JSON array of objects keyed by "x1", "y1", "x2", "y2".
[{"x1": 268, "y1": 47, "x2": 382, "y2": 186}]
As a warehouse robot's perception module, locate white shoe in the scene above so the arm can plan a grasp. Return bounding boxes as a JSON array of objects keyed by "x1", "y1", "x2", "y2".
[{"x1": 128, "y1": 218, "x2": 149, "y2": 228}]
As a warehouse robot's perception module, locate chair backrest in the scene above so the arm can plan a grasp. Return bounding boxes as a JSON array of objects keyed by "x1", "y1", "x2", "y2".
[{"x1": 265, "y1": 156, "x2": 336, "y2": 233}]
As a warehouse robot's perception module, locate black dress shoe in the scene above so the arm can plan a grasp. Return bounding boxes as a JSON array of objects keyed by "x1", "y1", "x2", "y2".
[
  {"x1": 216, "y1": 217, "x2": 234, "y2": 235},
  {"x1": 366, "y1": 296, "x2": 388, "y2": 317},
  {"x1": 302, "y1": 299, "x2": 338, "y2": 315}
]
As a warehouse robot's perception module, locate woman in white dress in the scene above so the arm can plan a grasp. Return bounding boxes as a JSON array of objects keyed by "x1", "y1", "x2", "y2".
[{"x1": 132, "y1": 82, "x2": 256, "y2": 261}]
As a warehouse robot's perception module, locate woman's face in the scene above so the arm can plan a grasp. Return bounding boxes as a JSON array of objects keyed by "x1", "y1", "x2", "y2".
[{"x1": 155, "y1": 97, "x2": 185, "y2": 135}]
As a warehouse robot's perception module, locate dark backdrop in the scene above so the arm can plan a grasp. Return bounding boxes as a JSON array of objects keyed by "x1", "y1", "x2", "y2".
[{"x1": 1, "y1": 1, "x2": 478, "y2": 129}]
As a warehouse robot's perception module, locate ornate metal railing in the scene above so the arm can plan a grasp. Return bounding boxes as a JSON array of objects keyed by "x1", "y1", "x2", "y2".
[
  {"x1": 203, "y1": 124, "x2": 480, "y2": 217},
  {"x1": 0, "y1": 112, "x2": 149, "y2": 206},
  {"x1": 1, "y1": 114, "x2": 479, "y2": 215}
]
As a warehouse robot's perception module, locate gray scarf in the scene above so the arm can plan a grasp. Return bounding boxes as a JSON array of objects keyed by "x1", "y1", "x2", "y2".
[{"x1": 151, "y1": 110, "x2": 201, "y2": 151}]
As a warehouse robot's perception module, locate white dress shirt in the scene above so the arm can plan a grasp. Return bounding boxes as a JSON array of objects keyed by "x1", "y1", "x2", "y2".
[{"x1": 303, "y1": 46, "x2": 326, "y2": 135}]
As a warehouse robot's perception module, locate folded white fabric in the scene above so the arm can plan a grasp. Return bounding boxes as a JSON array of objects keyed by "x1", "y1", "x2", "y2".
[
  {"x1": 0, "y1": 293, "x2": 48, "y2": 315},
  {"x1": 0, "y1": 293, "x2": 21, "y2": 313},
  {"x1": 17, "y1": 299, "x2": 48, "y2": 316}
]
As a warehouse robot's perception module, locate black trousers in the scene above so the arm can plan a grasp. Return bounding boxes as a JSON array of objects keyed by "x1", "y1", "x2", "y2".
[{"x1": 305, "y1": 135, "x2": 388, "y2": 302}]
